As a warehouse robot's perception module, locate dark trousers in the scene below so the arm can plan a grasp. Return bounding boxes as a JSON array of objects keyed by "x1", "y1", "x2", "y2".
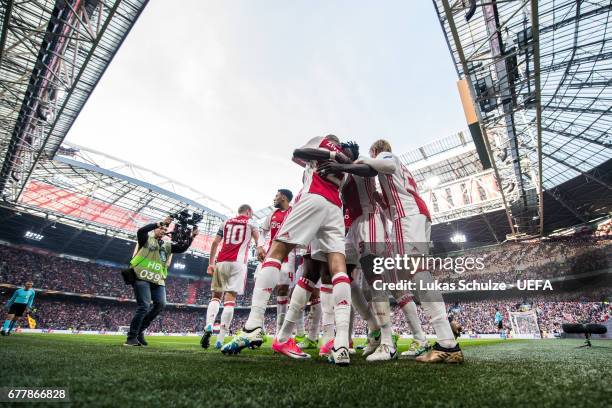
[{"x1": 128, "y1": 279, "x2": 166, "y2": 338}]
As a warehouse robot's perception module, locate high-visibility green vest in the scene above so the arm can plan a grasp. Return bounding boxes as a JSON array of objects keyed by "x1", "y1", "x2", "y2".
[{"x1": 130, "y1": 235, "x2": 172, "y2": 286}]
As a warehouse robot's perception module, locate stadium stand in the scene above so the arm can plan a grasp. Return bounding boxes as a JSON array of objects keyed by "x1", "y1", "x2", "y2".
[{"x1": 2, "y1": 235, "x2": 609, "y2": 335}]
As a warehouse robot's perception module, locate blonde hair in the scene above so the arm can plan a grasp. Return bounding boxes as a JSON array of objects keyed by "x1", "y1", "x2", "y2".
[{"x1": 370, "y1": 139, "x2": 392, "y2": 155}]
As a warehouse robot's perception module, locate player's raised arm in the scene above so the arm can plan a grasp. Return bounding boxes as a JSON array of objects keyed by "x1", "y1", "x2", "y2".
[
  {"x1": 317, "y1": 162, "x2": 378, "y2": 178},
  {"x1": 292, "y1": 135, "x2": 352, "y2": 164},
  {"x1": 356, "y1": 153, "x2": 396, "y2": 174}
]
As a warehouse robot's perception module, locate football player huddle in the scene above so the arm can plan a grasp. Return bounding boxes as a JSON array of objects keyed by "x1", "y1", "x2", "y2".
[{"x1": 203, "y1": 135, "x2": 464, "y2": 366}]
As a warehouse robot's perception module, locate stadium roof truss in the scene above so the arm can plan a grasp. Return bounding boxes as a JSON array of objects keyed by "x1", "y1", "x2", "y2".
[
  {"x1": 0, "y1": 0, "x2": 149, "y2": 203},
  {"x1": 433, "y1": 0, "x2": 612, "y2": 236},
  {"x1": 0, "y1": 1, "x2": 232, "y2": 253}
]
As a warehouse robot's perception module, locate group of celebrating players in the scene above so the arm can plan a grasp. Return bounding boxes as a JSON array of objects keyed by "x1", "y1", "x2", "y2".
[{"x1": 199, "y1": 135, "x2": 464, "y2": 366}]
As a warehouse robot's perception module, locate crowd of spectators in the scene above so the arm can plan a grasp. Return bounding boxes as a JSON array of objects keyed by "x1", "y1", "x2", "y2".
[
  {"x1": 436, "y1": 236, "x2": 611, "y2": 284},
  {"x1": 1, "y1": 236, "x2": 610, "y2": 336},
  {"x1": 4, "y1": 292, "x2": 608, "y2": 337}
]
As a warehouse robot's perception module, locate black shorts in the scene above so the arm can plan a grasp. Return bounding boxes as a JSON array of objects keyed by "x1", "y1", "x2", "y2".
[
  {"x1": 497, "y1": 321, "x2": 503, "y2": 330},
  {"x1": 8, "y1": 303, "x2": 26, "y2": 317}
]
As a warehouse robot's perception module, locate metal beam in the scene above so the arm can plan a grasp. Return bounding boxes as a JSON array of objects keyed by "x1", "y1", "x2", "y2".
[
  {"x1": 541, "y1": 127, "x2": 612, "y2": 149},
  {"x1": 531, "y1": 0, "x2": 544, "y2": 235},
  {"x1": 440, "y1": 0, "x2": 516, "y2": 235},
  {"x1": 0, "y1": 0, "x2": 14, "y2": 67},
  {"x1": 542, "y1": 152, "x2": 612, "y2": 191}
]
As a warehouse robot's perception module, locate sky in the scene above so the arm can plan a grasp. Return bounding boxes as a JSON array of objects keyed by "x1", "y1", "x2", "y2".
[{"x1": 67, "y1": 0, "x2": 466, "y2": 212}]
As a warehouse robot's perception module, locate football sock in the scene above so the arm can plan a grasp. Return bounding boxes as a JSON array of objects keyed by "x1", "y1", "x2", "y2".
[
  {"x1": 217, "y1": 301, "x2": 235, "y2": 343},
  {"x1": 295, "y1": 309, "x2": 305, "y2": 337},
  {"x1": 8, "y1": 319, "x2": 16, "y2": 333},
  {"x1": 2, "y1": 319, "x2": 10, "y2": 332},
  {"x1": 332, "y1": 272, "x2": 351, "y2": 350},
  {"x1": 350, "y1": 280, "x2": 380, "y2": 331},
  {"x1": 416, "y1": 271, "x2": 456, "y2": 348},
  {"x1": 398, "y1": 294, "x2": 427, "y2": 344},
  {"x1": 205, "y1": 298, "x2": 220, "y2": 328},
  {"x1": 276, "y1": 296, "x2": 288, "y2": 335},
  {"x1": 372, "y1": 300, "x2": 393, "y2": 346},
  {"x1": 245, "y1": 258, "x2": 281, "y2": 330},
  {"x1": 320, "y1": 284, "x2": 334, "y2": 345},
  {"x1": 307, "y1": 298, "x2": 322, "y2": 342},
  {"x1": 277, "y1": 279, "x2": 313, "y2": 342}
]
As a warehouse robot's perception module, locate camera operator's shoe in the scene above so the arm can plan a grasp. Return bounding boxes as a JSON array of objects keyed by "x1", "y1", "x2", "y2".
[
  {"x1": 415, "y1": 342, "x2": 464, "y2": 364},
  {"x1": 137, "y1": 332, "x2": 148, "y2": 346},
  {"x1": 220, "y1": 327, "x2": 264, "y2": 355},
  {"x1": 123, "y1": 337, "x2": 141, "y2": 347},
  {"x1": 200, "y1": 325, "x2": 212, "y2": 349},
  {"x1": 401, "y1": 341, "x2": 431, "y2": 358}
]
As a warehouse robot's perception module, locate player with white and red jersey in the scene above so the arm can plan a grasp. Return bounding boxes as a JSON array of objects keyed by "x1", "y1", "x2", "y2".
[
  {"x1": 222, "y1": 135, "x2": 356, "y2": 366},
  {"x1": 200, "y1": 204, "x2": 263, "y2": 350},
  {"x1": 357, "y1": 139, "x2": 464, "y2": 364},
  {"x1": 258, "y1": 189, "x2": 296, "y2": 335}
]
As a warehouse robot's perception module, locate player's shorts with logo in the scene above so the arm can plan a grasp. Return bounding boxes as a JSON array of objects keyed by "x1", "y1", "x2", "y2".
[
  {"x1": 8, "y1": 303, "x2": 26, "y2": 316},
  {"x1": 390, "y1": 213, "x2": 431, "y2": 256},
  {"x1": 211, "y1": 261, "x2": 247, "y2": 295},
  {"x1": 275, "y1": 192, "x2": 345, "y2": 256}
]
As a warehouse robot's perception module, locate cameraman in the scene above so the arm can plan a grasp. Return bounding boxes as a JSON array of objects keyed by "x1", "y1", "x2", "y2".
[{"x1": 124, "y1": 216, "x2": 198, "y2": 346}]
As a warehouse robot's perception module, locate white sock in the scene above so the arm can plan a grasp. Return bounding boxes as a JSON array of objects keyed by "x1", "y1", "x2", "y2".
[
  {"x1": 278, "y1": 279, "x2": 314, "y2": 342},
  {"x1": 245, "y1": 258, "x2": 281, "y2": 330},
  {"x1": 415, "y1": 271, "x2": 456, "y2": 348},
  {"x1": 296, "y1": 309, "x2": 305, "y2": 337},
  {"x1": 320, "y1": 284, "x2": 334, "y2": 345},
  {"x1": 307, "y1": 298, "x2": 322, "y2": 342},
  {"x1": 398, "y1": 294, "x2": 427, "y2": 344},
  {"x1": 350, "y1": 280, "x2": 380, "y2": 331},
  {"x1": 276, "y1": 296, "x2": 288, "y2": 335},
  {"x1": 372, "y1": 300, "x2": 393, "y2": 346},
  {"x1": 218, "y1": 301, "x2": 235, "y2": 343},
  {"x1": 205, "y1": 298, "x2": 220, "y2": 328},
  {"x1": 332, "y1": 272, "x2": 351, "y2": 350}
]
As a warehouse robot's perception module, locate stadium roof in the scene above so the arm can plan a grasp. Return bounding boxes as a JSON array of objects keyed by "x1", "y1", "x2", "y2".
[
  {"x1": 8, "y1": 143, "x2": 231, "y2": 253},
  {"x1": 432, "y1": 0, "x2": 612, "y2": 236},
  {"x1": 0, "y1": 0, "x2": 149, "y2": 203}
]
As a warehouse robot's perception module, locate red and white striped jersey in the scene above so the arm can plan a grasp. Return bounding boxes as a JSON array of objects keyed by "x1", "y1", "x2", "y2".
[
  {"x1": 341, "y1": 172, "x2": 378, "y2": 221},
  {"x1": 216, "y1": 215, "x2": 255, "y2": 264},
  {"x1": 261, "y1": 208, "x2": 290, "y2": 248},
  {"x1": 375, "y1": 152, "x2": 431, "y2": 221},
  {"x1": 296, "y1": 136, "x2": 344, "y2": 207}
]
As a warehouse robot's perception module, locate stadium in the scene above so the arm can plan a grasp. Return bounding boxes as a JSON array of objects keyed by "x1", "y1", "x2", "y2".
[{"x1": 0, "y1": 0, "x2": 610, "y2": 407}]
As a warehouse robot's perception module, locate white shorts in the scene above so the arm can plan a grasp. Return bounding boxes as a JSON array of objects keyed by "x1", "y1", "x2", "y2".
[
  {"x1": 255, "y1": 252, "x2": 296, "y2": 286},
  {"x1": 346, "y1": 212, "x2": 391, "y2": 261},
  {"x1": 276, "y1": 193, "x2": 345, "y2": 256},
  {"x1": 390, "y1": 214, "x2": 431, "y2": 256},
  {"x1": 211, "y1": 261, "x2": 247, "y2": 295},
  {"x1": 279, "y1": 250, "x2": 296, "y2": 286}
]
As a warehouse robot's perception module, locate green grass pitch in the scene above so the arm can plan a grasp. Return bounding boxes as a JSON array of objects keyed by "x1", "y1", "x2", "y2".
[{"x1": 1, "y1": 334, "x2": 611, "y2": 407}]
